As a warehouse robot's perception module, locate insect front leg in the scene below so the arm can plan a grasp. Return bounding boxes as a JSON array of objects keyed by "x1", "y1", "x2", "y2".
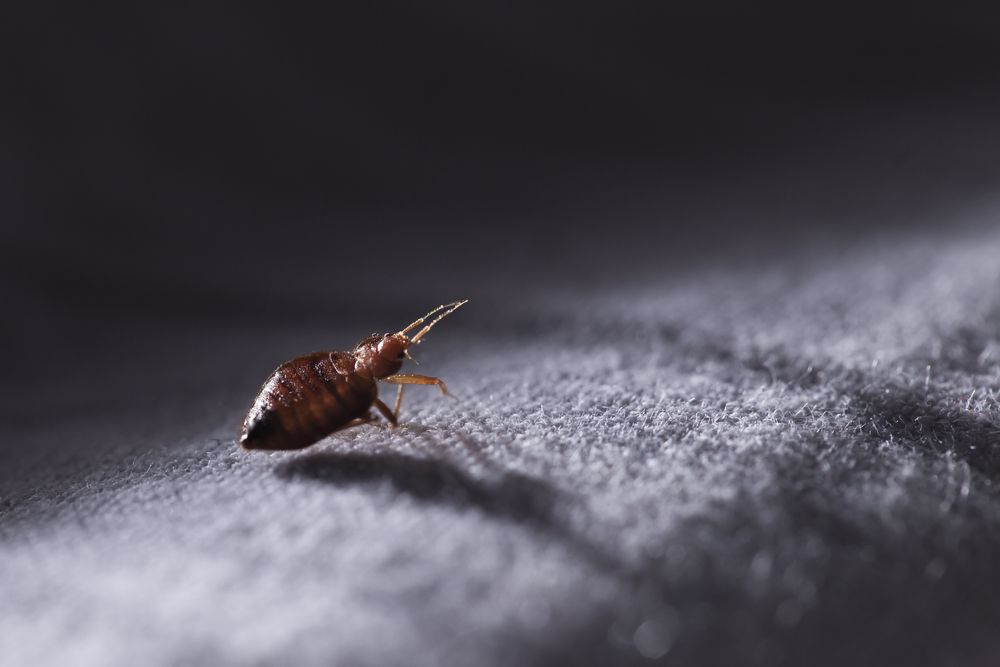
[
  {"x1": 383, "y1": 374, "x2": 455, "y2": 398},
  {"x1": 393, "y1": 385, "x2": 404, "y2": 419}
]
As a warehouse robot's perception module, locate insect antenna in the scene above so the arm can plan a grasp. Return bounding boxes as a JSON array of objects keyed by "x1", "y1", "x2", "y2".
[
  {"x1": 398, "y1": 303, "x2": 452, "y2": 335},
  {"x1": 400, "y1": 300, "x2": 468, "y2": 344}
]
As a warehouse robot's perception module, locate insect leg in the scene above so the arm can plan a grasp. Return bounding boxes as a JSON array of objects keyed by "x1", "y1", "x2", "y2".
[
  {"x1": 331, "y1": 412, "x2": 378, "y2": 433},
  {"x1": 373, "y1": 398, "x2": 399, "y2": 427},
  {"x1": 393, "y1": 384, "x2": 405, "y2": 419},
  {"x1": 383, "y1": 373, "x2": 455, "y2": 399}
]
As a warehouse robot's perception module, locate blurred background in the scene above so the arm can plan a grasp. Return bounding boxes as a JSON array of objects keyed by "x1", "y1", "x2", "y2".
[
  {"x1": 4, "y1": 1, "x2": 1000, "y2": 475},
  {"x1": 5, "y1": 2, "x2": 1000, "y2": 328},
  {"x1": 6, "y1": 0, "x2": 1000, "y2": 429}
]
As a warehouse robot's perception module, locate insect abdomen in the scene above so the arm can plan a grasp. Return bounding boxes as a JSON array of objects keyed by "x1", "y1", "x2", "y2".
[{"x1": 240, "y1": 351, "x2": 376, "y2": 450}]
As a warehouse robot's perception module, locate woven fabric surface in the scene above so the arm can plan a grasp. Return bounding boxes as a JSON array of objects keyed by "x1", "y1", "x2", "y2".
[{"x1": 2, "y1": 225, "x2": 1000, "y2": 666}]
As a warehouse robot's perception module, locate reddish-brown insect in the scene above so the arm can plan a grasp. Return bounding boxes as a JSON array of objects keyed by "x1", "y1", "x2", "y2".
[{"x1": 240, "y1": 300, "x2": 467, "y2": 451}]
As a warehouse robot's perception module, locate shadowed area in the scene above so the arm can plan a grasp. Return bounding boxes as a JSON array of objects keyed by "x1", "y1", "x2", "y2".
[
  {"x1": 276, "y1": 451, "x2": 561, "y2": 524},
  {"x1": 275, "y1": 450, "x2": 624, "y2": 576}
]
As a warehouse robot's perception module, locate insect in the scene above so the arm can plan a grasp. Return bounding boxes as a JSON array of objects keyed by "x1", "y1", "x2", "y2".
[{"x1": 239, "y1": 300, "x2": 467, "y2": 451}]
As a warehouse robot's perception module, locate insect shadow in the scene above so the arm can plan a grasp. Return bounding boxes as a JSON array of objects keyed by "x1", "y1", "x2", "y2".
[
  {"x1": 274, "y1": 448, "x2": 622, "y2": 573},
  {"x1": 276, "y1": 450, "x2": 557, "y2": 522}
]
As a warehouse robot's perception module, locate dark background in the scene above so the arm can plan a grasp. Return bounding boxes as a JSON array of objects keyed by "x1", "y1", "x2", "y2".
[
  {"x1": 6, "y1": 0, "x2": 1000, "y2": 425},
  {"x1": 4, "y1": 3, "x2": 1000, "y2": 437},
  {"x1": 6, "y1": 2, "x2": 1000, "y2": 300}
]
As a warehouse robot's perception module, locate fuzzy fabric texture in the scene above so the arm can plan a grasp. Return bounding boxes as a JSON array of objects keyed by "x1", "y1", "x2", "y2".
[{"x1": 2, "y1": 226, "x2": 1000, "y2": 666}]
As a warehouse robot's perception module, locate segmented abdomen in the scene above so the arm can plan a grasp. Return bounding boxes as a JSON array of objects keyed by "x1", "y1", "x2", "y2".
[{"x1": 240, "y1": 351, "x2": 376, "y2": 450}]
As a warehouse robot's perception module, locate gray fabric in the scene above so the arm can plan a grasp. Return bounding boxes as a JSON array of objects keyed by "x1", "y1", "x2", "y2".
[{"x1": 3, "y1": 226, "x2": 1000, "y2": 666}]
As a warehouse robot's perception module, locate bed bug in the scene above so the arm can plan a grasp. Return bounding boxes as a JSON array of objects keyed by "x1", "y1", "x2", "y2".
[{"x1": 239, "y1": 300, "x2": 467, "y2": 451}]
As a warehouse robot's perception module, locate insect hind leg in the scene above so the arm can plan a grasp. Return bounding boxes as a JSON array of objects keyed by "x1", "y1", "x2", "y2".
[{"x1": 330, "y1": 411, "x2": 378, "y2": 434}]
